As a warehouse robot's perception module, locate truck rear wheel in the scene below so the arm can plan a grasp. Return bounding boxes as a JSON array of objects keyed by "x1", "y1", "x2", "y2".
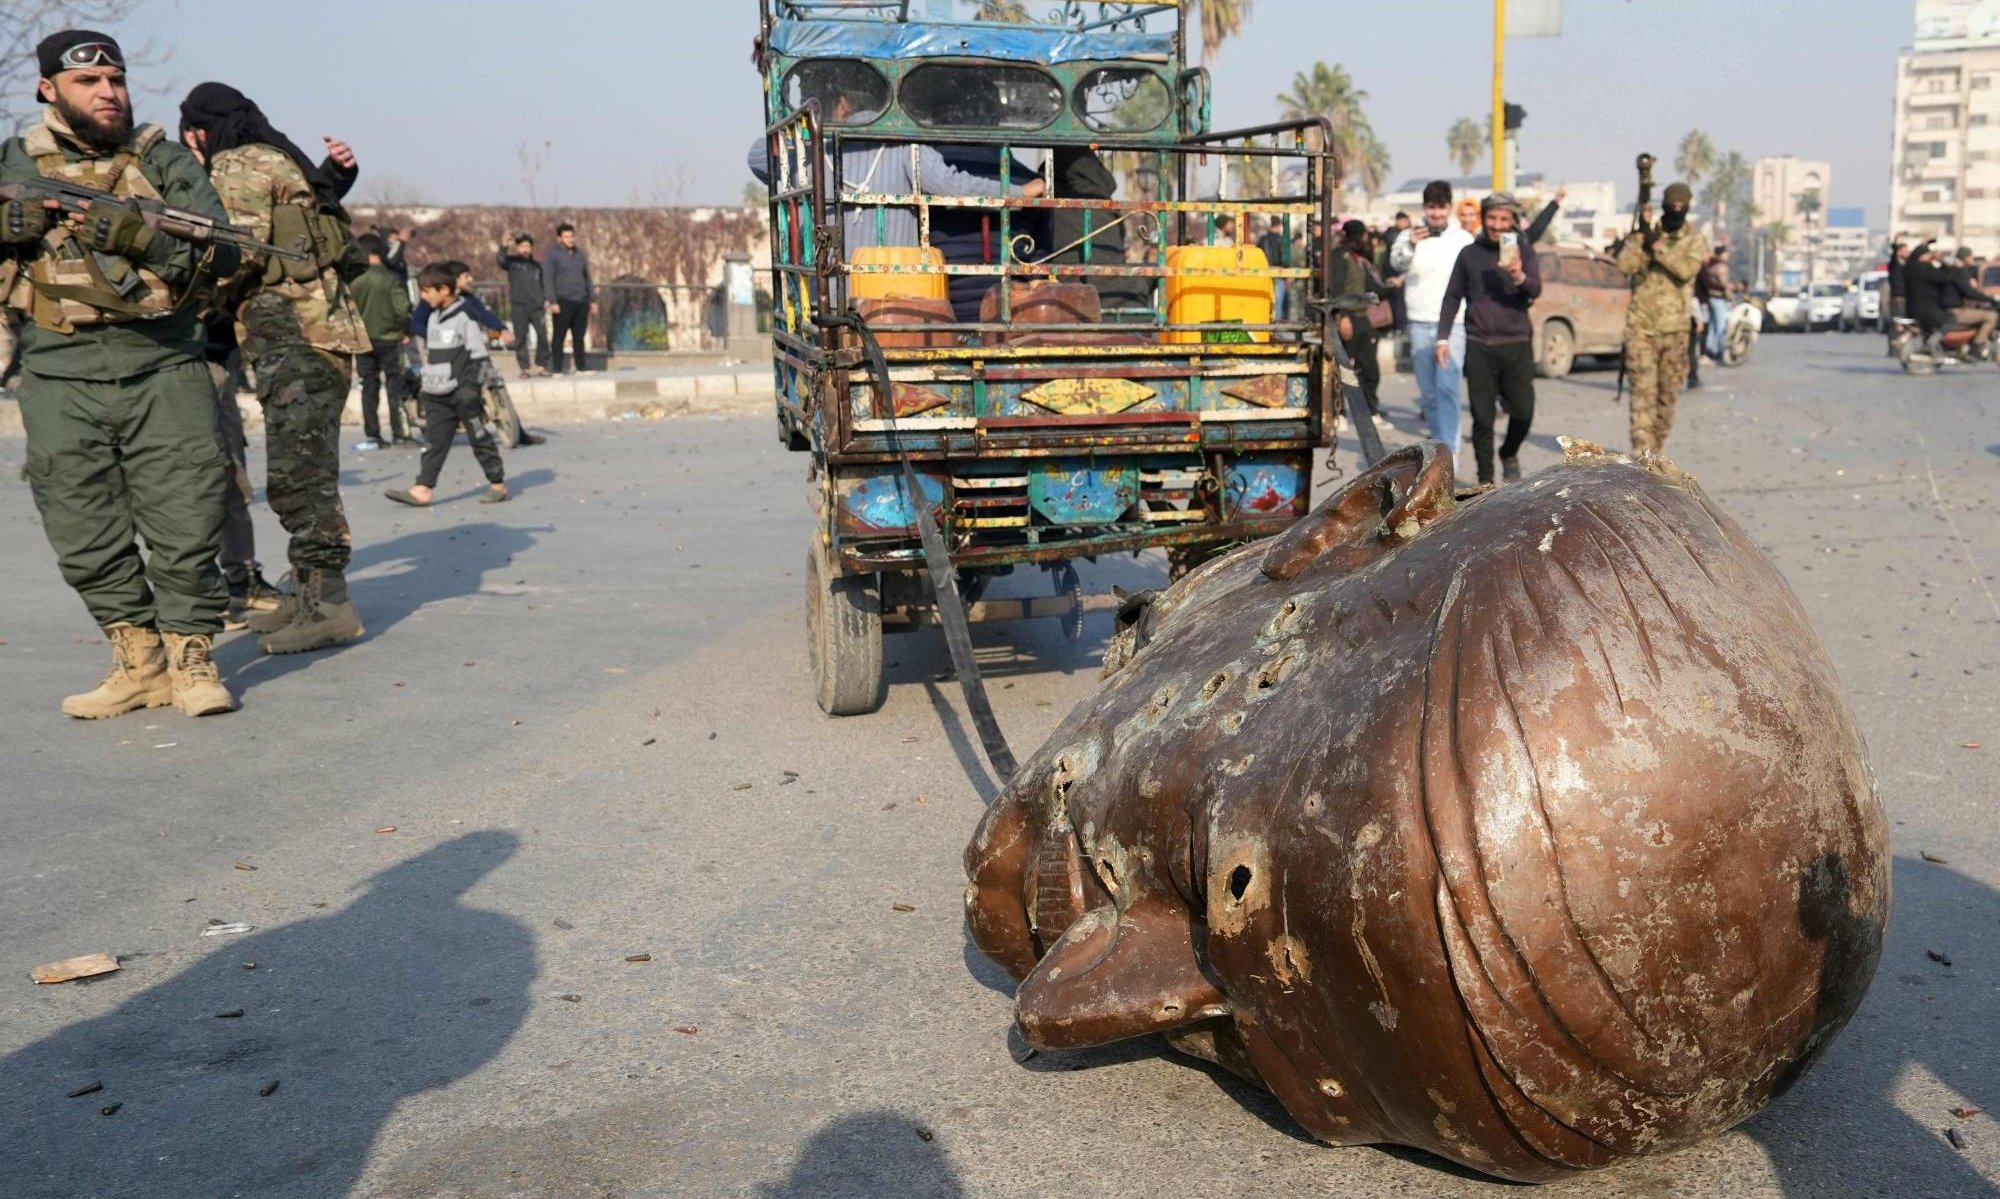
[
  {"x1": 1537, "y1": 321, "x2": 1575, "y2": 379},
  {"x1": 806, "y1": 541, "x2": 885, "y2": 716}
]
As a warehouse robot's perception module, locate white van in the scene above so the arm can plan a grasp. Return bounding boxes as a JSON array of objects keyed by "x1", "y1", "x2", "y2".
[{"x1": 1841, "y1": 269, "x2": 1887, "y2": 332}]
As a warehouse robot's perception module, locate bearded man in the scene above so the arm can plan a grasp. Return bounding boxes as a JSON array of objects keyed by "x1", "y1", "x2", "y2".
[{"x1": 0, "y1": 30, "x2": 241, "y2": 718}]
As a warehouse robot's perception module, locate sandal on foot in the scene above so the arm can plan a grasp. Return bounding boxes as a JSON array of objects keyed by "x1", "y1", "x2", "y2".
[
  {"x1": 479, "y1": 488, "x2": 511, "y2": 504},
  {"x1": 385, "y1": 488, "x2": 432, "y2": 507}
]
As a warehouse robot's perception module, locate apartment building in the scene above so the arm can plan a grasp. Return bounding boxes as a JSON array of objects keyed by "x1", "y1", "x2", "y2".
[
  {"x1": 1753, "y1": 156, "x2": 1832, "y2": 240},
  {"x1": 1891, "y1": 0, "x2": 2000, "y2": 253}
]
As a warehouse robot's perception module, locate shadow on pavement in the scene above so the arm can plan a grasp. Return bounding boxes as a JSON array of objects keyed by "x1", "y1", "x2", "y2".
[
  {"x1": 216, "y1": 521, "x2": 547, "y2": 692},
  {"x1": 0, "y1": 830, "x2": 533, "y2": 1199},
  {"x1": 1746, "y1": 855, "x2": 1998, "y2": 1196},
  {"x1": 758, "y1": 1110, "x2": 965, "y2": 1199},
  {"x1": 923, "y1": 680, "x2": 1001, "y2": 806},
  {"x1": 437, "y1": 465, "x2": 555, "y2": 505}
]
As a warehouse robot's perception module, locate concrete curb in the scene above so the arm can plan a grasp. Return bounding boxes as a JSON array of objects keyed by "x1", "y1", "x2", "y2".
[{"x1": 0, "y1": 369, "x2": 775, "y2": 438}]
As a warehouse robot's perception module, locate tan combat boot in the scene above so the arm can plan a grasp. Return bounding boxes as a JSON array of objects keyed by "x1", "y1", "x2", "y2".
[
  {"x1": 62, "y1": 625, "x2": 173, "y2": 719},
  {"x1": 161, "y1": 631, "x2": 237, "y2": 717},
  {"x1": 258, "y1": 569, "x2": 364, "y2": 655},
  {"x1": 244, "y1": 567, "x2": 310, "y2": 635}
]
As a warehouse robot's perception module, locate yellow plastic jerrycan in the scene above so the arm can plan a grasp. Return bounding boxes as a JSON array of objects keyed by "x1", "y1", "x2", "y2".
[
  {"x1": 1164, "y1": 244, "x2": 1274, "y2": 344},
  {"x1": 850, "y1": 245, "x2": 949, "y2": 303}
]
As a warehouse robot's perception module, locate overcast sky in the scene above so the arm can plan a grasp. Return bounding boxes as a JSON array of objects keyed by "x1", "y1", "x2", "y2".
[{"x1": 111, "y1": 0, "x2": 1912, "y2": 224}]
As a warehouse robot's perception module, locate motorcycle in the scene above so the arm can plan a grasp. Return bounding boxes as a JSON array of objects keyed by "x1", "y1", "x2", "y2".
[
  {"x1": 1719, "y1": 299, "x2": 1761, "y2": 367},
  {"x1": 1893, "y1": 316, "x2": 1999, "y2": 375}
]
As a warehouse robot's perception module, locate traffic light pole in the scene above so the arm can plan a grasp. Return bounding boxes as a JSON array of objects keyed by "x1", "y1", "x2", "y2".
[{"x1": 1492, "y1": 0, "x2": 1509, "y2": 192}]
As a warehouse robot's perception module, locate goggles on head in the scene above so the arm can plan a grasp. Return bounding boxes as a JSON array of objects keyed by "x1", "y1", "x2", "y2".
[{"x1": 57, "y1": 42, "x2": 124, "y2": 71}]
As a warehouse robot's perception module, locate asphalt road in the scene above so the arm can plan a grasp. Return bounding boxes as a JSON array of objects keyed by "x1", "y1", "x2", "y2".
[{"x1": 0, "y1": 332, "x2": 1995, "y2": 1198}]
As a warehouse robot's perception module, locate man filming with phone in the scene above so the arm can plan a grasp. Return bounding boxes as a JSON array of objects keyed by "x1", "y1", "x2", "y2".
[{"x1": 1436, "y1": 192, "x2": 1541, "y2": 486}]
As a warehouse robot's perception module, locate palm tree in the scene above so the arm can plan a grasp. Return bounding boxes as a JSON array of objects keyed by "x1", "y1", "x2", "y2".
[
  {"x1": 1675, "y1": 128, "x2": 1717, "y2": 188},
  {"x1": 1446, "y1": 117, "x2": 1485, "y2": 178},
  {"x1": 1199, "y1": 0, "x2": 1254, "y2": 64},
  {"x1": 1701, "y1": 150, "x2": 1751, "y2": 241},
  {"x1": 1276, "y1": 62, "x2": 1385, "y2": 207},
  {"x1": 1353, "y1": 129, "x2": 1392, "y2": 202}
]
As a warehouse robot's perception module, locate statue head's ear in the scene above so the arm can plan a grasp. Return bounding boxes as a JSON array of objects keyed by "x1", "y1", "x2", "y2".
[
  {"x1": 1014, "y1": 898, "x2": 1229, "y2": 1050},
  {"x1": 1261, "y1": 442, "x2": 1456, "y2": 583}
]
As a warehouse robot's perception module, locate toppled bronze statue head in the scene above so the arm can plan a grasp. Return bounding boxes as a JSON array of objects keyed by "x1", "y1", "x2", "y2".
[{"x1": 965, "y1": 442, "x2": 1887, "y2": 1182}]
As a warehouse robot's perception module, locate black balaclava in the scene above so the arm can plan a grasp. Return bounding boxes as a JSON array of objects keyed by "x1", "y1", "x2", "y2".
[
  {"x1": 1661, "y1": 182, "x2": 1693, "y2": 234},
  {"x1": 179, "y1": 82, "x2": 346, "y2": 216}
]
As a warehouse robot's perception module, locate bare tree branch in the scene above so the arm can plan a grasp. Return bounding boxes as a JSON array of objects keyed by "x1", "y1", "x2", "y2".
[{"x1": 517, "y1": 139, "x2": 551, "y2": 208}]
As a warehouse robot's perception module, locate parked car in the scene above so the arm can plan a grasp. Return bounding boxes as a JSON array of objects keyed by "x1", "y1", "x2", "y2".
[
  {"x1": 1981, "y1": 262, "x2": 2000, "y2": 302},
  {"x1": 1530, "y1": 245, "x2": 1633, "y2": 377},
  {"x1": 1763, "y1": 290, "x2": 1809, "y2": 332},
  {"x1": 1806, "y1": 282, "x2": 1847, "y2": 331},
  {"x1": 1840, "y1": 270, "x2": 1886, "y2": 331}
]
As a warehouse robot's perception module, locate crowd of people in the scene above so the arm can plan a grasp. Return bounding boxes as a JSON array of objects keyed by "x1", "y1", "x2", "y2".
[
  {"x1": 1308, "y1": 177, "x2": 1706, "y2": 485},
  {"x1": 0, "y1": 30, "x2": 580, "y2": 719}
]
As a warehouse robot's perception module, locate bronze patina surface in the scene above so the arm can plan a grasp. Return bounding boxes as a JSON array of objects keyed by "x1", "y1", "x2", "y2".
[{"x1": 965, "y1": 441, "x2": 1888, "y2": 1182}]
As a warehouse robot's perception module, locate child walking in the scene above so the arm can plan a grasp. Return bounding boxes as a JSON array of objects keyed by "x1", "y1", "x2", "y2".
[{"x1": 385, "y1": 263, "x2": 509, "y2": 507}]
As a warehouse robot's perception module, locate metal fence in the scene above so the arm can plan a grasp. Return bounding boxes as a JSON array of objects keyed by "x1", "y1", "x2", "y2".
[{"x1": 464, "y1": 272, "x2": 774, "y2": 356}]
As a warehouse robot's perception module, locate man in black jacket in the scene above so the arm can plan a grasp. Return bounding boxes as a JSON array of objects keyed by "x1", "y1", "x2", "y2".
[
  {"x1": 1437, "y1": 193, "x2": 1542, "y2": 486},
  {"x1": 496, "y1": 232, "x2": 548, "y2": 376},
  {"x1": 542, "y1": 222, "x2": 594, "y2": 373},
  {"x1": 1908, "y1": 242, "x2": 1997, "y2": 348}
]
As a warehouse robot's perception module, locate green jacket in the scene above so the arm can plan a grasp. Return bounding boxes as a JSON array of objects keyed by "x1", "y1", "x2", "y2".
[
  {"x1": 0, "y1": 110, "x2": 239, "y2": 380},
  {"x1": 350, "y1": 263, "x2": 412, "y2": 344},
  {"x1": 1616, "y1": 224, "x2": 1708, "y2": 339}
]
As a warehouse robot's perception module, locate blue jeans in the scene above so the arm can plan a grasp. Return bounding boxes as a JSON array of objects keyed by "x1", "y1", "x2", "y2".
[
  {"x1": 1407, "y1": 321, "x2": 1464, "y2": 455},
  {"x1": 1705, "y1": 298, "x2": 1730, "y2": 359}
]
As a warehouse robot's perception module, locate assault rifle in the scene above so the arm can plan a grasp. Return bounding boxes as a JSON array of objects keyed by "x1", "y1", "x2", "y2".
[
  {"x1": 1614, "y1": 152, "x2": 1655, "y2": 405},
  {"x1": 0, "y1": 176, "x2": 308, "y2": 261}
]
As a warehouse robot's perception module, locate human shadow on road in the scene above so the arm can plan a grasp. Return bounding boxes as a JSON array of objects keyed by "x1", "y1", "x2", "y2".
[
  {"x1": 1745, "y1": 854, "x2": 1998, "y2": 1197},
  {"x1": 0, "y1": 830, "x2": 533, "y2": 1199},
  {"x1": 216, "y1": 521, "x2": 547, "y2": 692},
  {"x1": 758, "y1": 1110, "x2": 966, "y2": 1199}
]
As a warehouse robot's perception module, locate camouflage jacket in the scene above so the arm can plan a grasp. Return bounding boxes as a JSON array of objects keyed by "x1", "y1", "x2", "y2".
[
  {"x1": 209, "y1": 143, "x2": 368, "y2": 355},
  {"x1": 1616, "y1": 224, "x2": 1709, "y2": 338},
  {"x1": 0, "y1": 107, "x2": 238, "y2": 380}
]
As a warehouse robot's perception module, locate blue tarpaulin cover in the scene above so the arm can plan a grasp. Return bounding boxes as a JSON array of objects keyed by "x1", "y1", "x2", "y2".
[{"x1": 769, "y1": 18, "x2": 1174, "y2": 64}]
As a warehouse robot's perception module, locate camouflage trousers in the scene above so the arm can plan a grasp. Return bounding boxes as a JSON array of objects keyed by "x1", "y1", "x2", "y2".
[
  {"x1": 241, "y1": 291, "x2": 353, "y2": 574},
  {"x1": 1626, "y1": 330, "x2": 1689, "y2": 455}
]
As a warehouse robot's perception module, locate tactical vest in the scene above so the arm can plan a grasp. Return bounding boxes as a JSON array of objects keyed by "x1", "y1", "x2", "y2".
[
  {"x1": 264, "y1": 189, "x2": 365, "y2": 287},
  {"x1": 4, "y1": 122, "x2": 183, "y2": 333}
]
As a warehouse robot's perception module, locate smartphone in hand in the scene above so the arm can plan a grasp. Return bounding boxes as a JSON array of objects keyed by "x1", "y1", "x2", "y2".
[{"x1": 1499, "y1": 231, "x2": 1521, "y2": 268}]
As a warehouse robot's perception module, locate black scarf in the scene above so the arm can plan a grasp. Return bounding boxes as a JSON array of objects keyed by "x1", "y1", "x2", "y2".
[{"x1": 179, "y1": 82, "x2": 349, "y2": 218}]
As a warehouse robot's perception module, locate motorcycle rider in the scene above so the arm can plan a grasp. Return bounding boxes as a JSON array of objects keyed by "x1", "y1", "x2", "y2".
[
  {"x1": 1904, "y1": 241, "x2": 1995, "y2": 357},
  {"x1": 1947, "y1": 247, "x2": 1996, "y2": 334}
]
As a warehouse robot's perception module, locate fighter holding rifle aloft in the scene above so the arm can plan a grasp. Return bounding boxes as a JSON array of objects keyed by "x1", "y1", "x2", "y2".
[
  {"x1": 0, "y1": 31, "x2": 249, "y2": 719},
  {"x1": 1616, "y1": 157, "x2": 1708, "y2": 456}
]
